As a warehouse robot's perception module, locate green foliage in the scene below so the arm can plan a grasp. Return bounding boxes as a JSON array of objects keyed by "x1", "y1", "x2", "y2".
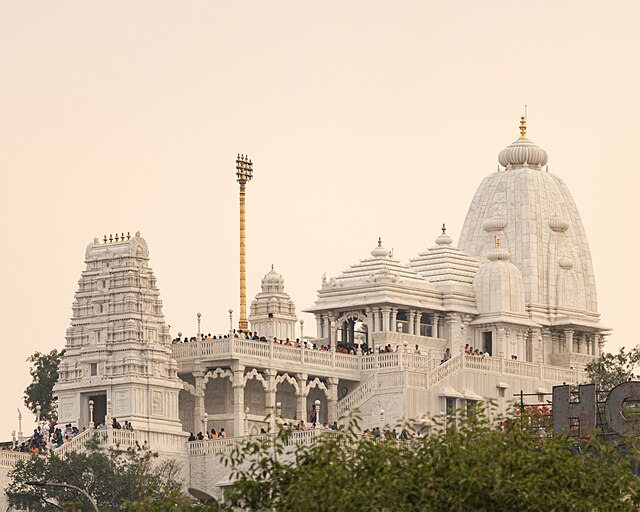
[
  {"x1": 24, "y1": 349, "x2": 65, "y2": 421},
  {"x1": 6, "y1": 436, "x2": 185, "y2": 511},
  {"x1": 221, "y1": 407, "x2": 640, "y2": 511},
  {"x1": 585, "y1": 346, "x2": 640, "y2": 390}
]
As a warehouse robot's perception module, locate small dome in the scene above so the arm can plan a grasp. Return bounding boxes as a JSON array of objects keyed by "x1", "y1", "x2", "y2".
[
  {"x1": 482, "y1": 217, "x2": 507, "y2": 232},
  {"x1": 435, "y1": 223, "x2": 452, "y2": 245},
  {"x1": 549, "y1": 216, "x2": 570, "y2": 233},
  {"x1": 262, "y1": 265, "x2": 284, "y2": 285},
  {"x1": 473, "y1": 238, "x2": 525, "y2": 314},
  {"x1": 498, "y1": 117, "x2": 548, "y2": 169},
  {"x1": 371, "y1": 238, "x2": 389, "y2": 258}
]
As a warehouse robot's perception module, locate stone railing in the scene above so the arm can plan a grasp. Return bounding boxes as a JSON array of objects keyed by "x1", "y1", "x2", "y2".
[
  {"x1": 0, "y1": 450, "x2": 34, "y2": 468},
  {"x1": 173, "y1": 338, "x2": 440, "y2": 375},
  {"x1": 53, "y1": 427, "x2": 96, "y2": 459},
  {"x1": 408, "y1": 354, "x2": 586, "y2": 388},
  {"x1": 188, "y1": 428, "x2": 335, "y2": 456}
]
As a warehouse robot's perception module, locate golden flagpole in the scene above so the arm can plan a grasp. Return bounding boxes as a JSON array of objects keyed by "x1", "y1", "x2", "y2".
[{"x1": 235, "y1": 154, "x2": 253, "y2": 332}]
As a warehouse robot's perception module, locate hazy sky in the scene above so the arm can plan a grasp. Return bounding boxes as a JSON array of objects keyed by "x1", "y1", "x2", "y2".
[{"x1": 1, "y1": 1, "x2": 638, "y2": 438}]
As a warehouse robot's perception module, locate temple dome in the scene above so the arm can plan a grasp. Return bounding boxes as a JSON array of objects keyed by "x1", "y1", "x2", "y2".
[
  {"x1": 497, "y1": 116, "x2": 548, "y2": 170},
  {"x1": 459, "y1": 119, "x2": 598, "y2": 315},
  {"x1": 371, "y1": 238, "x2": 390, "y2": 258},
  {"x1": 261, "y1": 265, "x2": 285, "y2": 293},
  {"x1": 473, "y1": 245, "x2": 526, "y2": 314}
]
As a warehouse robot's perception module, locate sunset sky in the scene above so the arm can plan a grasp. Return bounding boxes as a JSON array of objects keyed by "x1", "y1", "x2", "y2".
[{"x1": 1, "y1": 1, "x2": 638, "y2": 437}]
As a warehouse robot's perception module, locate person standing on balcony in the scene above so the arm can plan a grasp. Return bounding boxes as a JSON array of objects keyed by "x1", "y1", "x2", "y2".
[{"x1": 442, "y1": 348, "x2": 451, "y2": 363}]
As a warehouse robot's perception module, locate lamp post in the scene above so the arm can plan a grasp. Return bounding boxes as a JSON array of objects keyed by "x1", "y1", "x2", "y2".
[
  {"x1": 88, "y1": 400, "x2": 94, "y2": 429},
  {"x1": 537, "y1": 335, "x2": 544, "y2": 364},
  {"x1": 314, "y1": 400, "x2": 321, "y2": 425},
  {"x1": 228, "y1": 308, "x2": 234, "y2": 337},
  {"x1": 276, "y1": 401, "x2": 282, "y2": 426},
  {"x1": 197, "y1": 312, "x2": 202, "y2": 339},
  {"x1": 459, "y1": 322, "x2": 465, "y2": 353},
  {"x1": 236, "y1": 153, "x2": 253, "y2": 332},
  {"x1": 440, "y1": 410, "x2": 447, "y2": 433},
  {"x1": 17, "y1": 408, "x2": 23, "y2": 441},
  {"x1": 12, "y1": 430, "x2": 16, "y2": 449},
  {"x1": 300, "y1": 319, "x2": 304, "y2": 342},
  {"x1": 397, "y1": 322, "x2": 403, "y2": 333},
  {"x1": 36, "y1": 404, "x2": 41, "y2": 427},
  {"x1": 245, "y1": 406, "x2": 250, "y2": 436},
  {"x1": 203, "y1": 413, "x2": 208, "y2": 435},
  {"x1": 380, "y1": 409, "x2": 385, "y2": 428}
]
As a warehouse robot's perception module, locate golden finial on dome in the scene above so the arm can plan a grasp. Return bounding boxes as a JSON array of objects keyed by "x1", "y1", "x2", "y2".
[
  {"x1": 518, "y1": 115, "x2": 527, "y2": 140},
  {"x1": 378, "y1": 237, "x2": 382, "y2": 246},
  {"x1": 441, "y1": 223, "x2": 447, "y2": 235}
]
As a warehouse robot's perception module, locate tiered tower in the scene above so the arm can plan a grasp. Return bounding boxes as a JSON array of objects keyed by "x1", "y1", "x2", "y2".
[
  {"x1": 53, "y1": 232, "x2": 186, "y2": 445},
  {"x1": 249, "y1": 266, "x2": 298, "y2": 339}
]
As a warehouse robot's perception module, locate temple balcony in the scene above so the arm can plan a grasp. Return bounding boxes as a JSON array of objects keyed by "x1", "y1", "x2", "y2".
[
  {"x1": 548, "y1": 352, "x2": 597, "y2": 370},
  {"x1": 171, "y1": 337, "x2": 443, "y2": 380}
]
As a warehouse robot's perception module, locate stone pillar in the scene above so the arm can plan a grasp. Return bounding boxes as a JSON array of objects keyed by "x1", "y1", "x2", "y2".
[
  {"x1": 315, "y1": 315, "x2": 323, "y2": 340},
  {"x1": 407, "y1": 310, "x2": 415, "y2": 335},
  {"x1": 381, "y1": 307, "x2": 391, "y2": 332},
  {"x1": 327, "y1": 377, "x2": 339, "y2": 425},
  {"x1": 232, "y1": 364, "x2": 245, "y2": 437},
  {"x1": 597, "y1": 335, "x2": 605, "y2": 357},
  {"x1": 323, "y1": 316, "x2": 331, "y2": 345},
  {"x1": 391, "y1": 307, "x2": 398, "y2": 331},
  {"x1": 432, "y1": 314, "x2": 439, "y2": 338},
  {"x1": 295, "y1": 374, "x2": 308, "y2": 422},
  {"x1": 564, "y1": 329, "x2": 575, "y2": 354},
  {"x1": 372, "y1": 308, "x2": 380, "y2": 333},
  {"x1": 193, "y1": 369, "x2": 206, "y2": 435},
  {"x1": 330, "y1": 314, "x2": 339, "y2": 351},
  {"x1": 497, "y1": 327, "x2": 506, "y2": 359},
  {"x1": 532, "y1": 328, "x2": 543, "y2": 364},
  {"x1": 445, "y1": 313, "x2": 460, "y2": 352},
  {"x1": 265, "y1": 369, "x2": 277, "y2": 432}
]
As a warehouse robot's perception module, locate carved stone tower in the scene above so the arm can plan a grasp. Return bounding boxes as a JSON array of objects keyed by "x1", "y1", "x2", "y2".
[{"x1": 53, "y1": 232, "x2": 186, "y2": 444}]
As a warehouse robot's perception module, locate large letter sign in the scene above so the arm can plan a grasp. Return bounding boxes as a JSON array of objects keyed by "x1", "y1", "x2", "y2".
[
  {"x1": 553, "y1": 382, "x2": 640, "y2": 437},
  {"x1": 552, "y1": 384, "x2": 596, "y2": 437}
]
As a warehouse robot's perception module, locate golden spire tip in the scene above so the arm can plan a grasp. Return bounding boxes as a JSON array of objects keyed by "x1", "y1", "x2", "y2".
[{"x1": 518, "y1": 115, "x2": 528, "y2": 140}]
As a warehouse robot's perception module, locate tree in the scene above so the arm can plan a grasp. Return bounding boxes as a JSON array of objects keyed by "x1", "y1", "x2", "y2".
[
  {"x1": 6, "y1": 437, "x2": 187, "y2": 511},
  {"x1": 221, "y1": 408, "x2": 640, "y2": 511},
  {"x1": 24, "y1": 349, "x2": 65, "y2": 422},
  {"x1": 585, "y1": 346, "x2": 640, "y2": 390}
]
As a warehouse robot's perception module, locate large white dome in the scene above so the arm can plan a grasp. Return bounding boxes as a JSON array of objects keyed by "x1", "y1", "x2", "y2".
[{"x1": 458, "y1": 123, "x2": 598, "y2": 317}]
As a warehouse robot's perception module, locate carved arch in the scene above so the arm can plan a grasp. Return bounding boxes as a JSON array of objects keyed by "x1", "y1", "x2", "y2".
[
  {"x1": 275, "y1": 373, "x2": 299, "y2": 393},
  {"x1": 305, "y1": 377, "x2": 330, "y2": 399},
  {"x1": 244, "y1": 368, "x2": 268, "y2": 390},
  {"x1": 203, "y1": 367, "x2": 234, "y2": 387},
  {"x1": 182, "y1": 381, "x2": 197, "y2": 396}
]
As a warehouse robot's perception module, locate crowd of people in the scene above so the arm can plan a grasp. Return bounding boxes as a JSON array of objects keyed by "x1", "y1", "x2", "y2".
[
  {"x1": 463, "y1": 344, "x2": 491, "y2": 358},
  {"x1": 172, "y1": 328, "x2": 377, "y2": 355},
  {"x1": 2, "y1": 418, "x2": 135, "y2": 455}
]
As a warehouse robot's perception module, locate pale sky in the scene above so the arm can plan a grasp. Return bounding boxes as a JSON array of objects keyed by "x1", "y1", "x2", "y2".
[{"x1": 1, "y1": 1, "x2": 638, "y2": 439}]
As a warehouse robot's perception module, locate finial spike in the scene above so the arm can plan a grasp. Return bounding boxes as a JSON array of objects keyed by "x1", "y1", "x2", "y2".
[
  {"x1": 441, "y1": 223, "x2": 447, "y2": 235},
  {"x1": 495, "y1": 236, "x2": 501, "y2": 249},
  {"x1": 103, "y1": 235, "x2": 107, "y2": 244},
  {"x1": 518, "y1": 115, "x2": 527, "y2": 140},
  {"x1": 378, "y1": 237, "x2": 382, "y2": 246},
  {"x1": 271, "y1": 264, "x2": 274, "y2": 270}
]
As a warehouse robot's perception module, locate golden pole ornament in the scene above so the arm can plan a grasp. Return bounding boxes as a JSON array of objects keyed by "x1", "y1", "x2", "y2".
[{"x1": 236, "y1": 154, "x2": 253, "y2": 331}]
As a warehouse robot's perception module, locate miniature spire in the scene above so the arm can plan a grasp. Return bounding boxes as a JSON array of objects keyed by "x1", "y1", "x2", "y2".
[
  {"x1": 441, "y1": 223, "x2": 447, "y2": 235},
  {"x1": 378, "y1": 237, "x2": 382, "y2": 246}
]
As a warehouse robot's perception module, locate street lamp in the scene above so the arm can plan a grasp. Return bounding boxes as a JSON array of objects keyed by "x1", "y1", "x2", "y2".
[
  {"x1": 17, "y1": 408, "x2": 23, "y2": 440},
  {"x1": 88, "y1": 400, "x2": 94, "y2": 429},
  {"x1": 397, "y1": 322, "x2": 403, "y2": 333},
  {"x1": 229, "y1": 308, "x2": 234, "y2": 337},
  {"x1": 245, "y1": 406, "x2": 250, "y2": 437},
  {"x1": 197, "y1": 312, "x2": 202, "y2": 339},
  {"x1": 314, "y1": 400, "x2": 321, "y2": 425},
  {"x1": 203, "y1": 412, "x2": 208, "y2": 435},
  {"x1": 36, "y1": 404, "x2": 41, "y2": 426},
  {"x1": 440, "y1": 410, "x2": 447, "y2": 433},
  {"x1": 380, "y1": 409, "x2": 385, "y2": 428},
  {"x1": 300, "y1": 319, "x2": 304, "y2": 342},
  {"x1": 12, "y1": 430, "x2": 16, "y2": 449}
]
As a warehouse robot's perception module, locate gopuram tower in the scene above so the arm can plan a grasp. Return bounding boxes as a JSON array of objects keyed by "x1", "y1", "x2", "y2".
[{"x1": 53, "y1": 232, "x2": 186, "y2": 450}]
